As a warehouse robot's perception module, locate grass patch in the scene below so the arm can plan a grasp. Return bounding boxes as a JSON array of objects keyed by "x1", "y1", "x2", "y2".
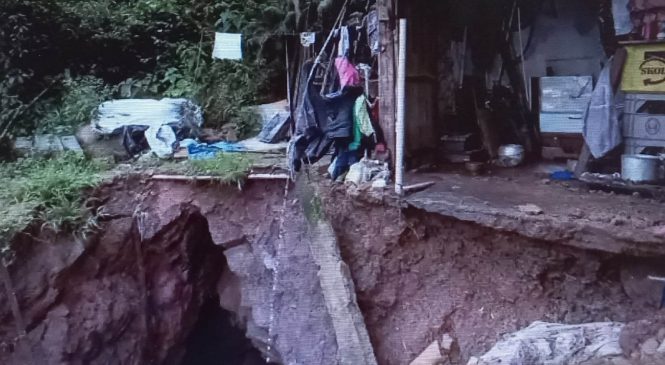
[
  {"x1": 0, "y1": 153, "x2": 110, "y2": 249},
  {"x1": 188, "y1": 153, "x2": 253, "y2": 182},
  {"x1": 147, "y1": 153, "x2": 254, "y2": 183}
]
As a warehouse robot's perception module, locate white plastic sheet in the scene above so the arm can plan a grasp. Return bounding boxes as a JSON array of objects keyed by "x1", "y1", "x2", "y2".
[
  {"x1": 212, "y1": 33, "x2": 243, "y2": 60},
  {"x1": 145, "y1": 125, "x2": 177, "y2": 158},
  {"x1": 92, "y1": 98, "x2": 202, "y2": 135}
]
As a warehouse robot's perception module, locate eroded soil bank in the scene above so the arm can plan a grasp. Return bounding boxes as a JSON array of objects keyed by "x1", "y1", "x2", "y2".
[
  {"x1": 322, "y1": 187, "x2": 665, "y2": 365},
  {"x1": 0, "y1": 176, "x2": 339, "y2": 365},
  {"x1": 0, "y1": 177, "x2": 663, "y2": 365}
]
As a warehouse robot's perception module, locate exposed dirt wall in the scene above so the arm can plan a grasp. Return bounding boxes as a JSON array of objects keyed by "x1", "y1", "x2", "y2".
[
  {"x1": 0, "y1": 177, "x2": 663, "y2": 365},
  {"x1": 0, "y1": 176, "x2": 340, "y2": 365},
  {"x1": 0, "y1": 199, "x2": 224, "y2": 364},
  {"x1": 322, "y1": 187, "x2": 664, "y2": 365}
]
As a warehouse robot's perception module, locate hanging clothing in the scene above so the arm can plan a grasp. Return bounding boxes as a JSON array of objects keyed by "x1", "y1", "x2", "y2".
[
  {"x1": 335, "y1": 57, "x2": 361, "y2": 88},
  {"x1": 290, "y1": 58, "x2": 363, "y2": 169},
  {"x1": 367, "y1": 9, "x2": 380, "y2": 56},
  {"x1": 355, "y1": 95, "x2": 375, "y2": 137},
  {"x1": 338, "y1": 26, "x2": 351, "y2": 57},
  {"x1": 350, "y1": 95, "x2": 375, "y2": 151}
]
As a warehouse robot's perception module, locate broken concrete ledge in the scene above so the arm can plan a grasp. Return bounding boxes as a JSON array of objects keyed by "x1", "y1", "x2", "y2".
[{"x1": 406, "y1": 191, "x2": 665, "y2": 258}]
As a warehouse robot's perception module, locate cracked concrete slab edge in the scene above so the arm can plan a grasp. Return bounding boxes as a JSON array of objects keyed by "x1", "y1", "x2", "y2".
[
  {"x1": 406, "y1": 194, "x2": 665, "y2": 257},
  {"x1": 297, "y1": 179, "x2": 378, "y2": 365}
]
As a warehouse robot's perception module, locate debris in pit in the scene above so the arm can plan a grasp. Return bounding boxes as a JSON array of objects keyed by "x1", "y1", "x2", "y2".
[
  {"x1": 517, "y1": 204, "x2": 544, "y2": 215},
  {"x1": 441, "y1": 333, "x2": 462, "y2": 364},
  {"x1": 408, "y1": 333, "x2": 460, "y2": 365},
  {"x1": 641, "y1": 337, "x2": 659, "y2": 356},
  {"x1": 470, "y1": 321, "x2": 625, "y2": 365},
  {"x1": 409, "y1": 341, "x2": 444, "y2": 365}
]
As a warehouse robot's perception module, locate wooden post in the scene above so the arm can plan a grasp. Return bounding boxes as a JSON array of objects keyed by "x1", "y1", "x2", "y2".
[
  {"x1": 379, "y1": 0, "x2": 397, "y2": 170},
  {"x1": 574, "y1": 143, "x2": 593, "y2": 178}
]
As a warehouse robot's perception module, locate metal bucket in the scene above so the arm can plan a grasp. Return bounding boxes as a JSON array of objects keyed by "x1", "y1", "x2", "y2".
[{"x1": 622, "y1": 154, "x2": 661, "y2": 183}]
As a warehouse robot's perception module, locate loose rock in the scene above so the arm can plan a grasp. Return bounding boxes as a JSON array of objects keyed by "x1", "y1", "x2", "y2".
[
  {"x1": 657, "y1": 328, "x2": 665, "y2": 342},
  {"x1": 658, "y1": 339, "x2": 665, "y2": 354},
  {"x1": 440, "y1": 333, "x2": 455, "y2": 353},
  {"x1": 473, "y1": 322, "x2": 624, "y2": 365},
  {"x1": 640, "y1": 337, "x2": 659, "y2": 356},
  {"x1": 518, "y1": 204, "x2": 544, "y2": 215},
  {"x1": 466, "y1": 356, "x2": 480, "y2": 365}
]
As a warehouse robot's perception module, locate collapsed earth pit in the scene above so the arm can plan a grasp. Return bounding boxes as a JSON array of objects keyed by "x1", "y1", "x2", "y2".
[
  {"x1": 323, "y1": 188, "x2": 665, "y2": 365},
  {"x1": 0, "y1": 177, "x2": 662, "y2": 365},
  {"x1": 0, "y1": 177, "x2": 338, "y2": 365}
]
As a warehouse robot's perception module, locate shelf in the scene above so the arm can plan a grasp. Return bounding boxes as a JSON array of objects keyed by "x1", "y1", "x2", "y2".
[{"x1": 618, "y1": 39, "x2": 665, "y2": 45}]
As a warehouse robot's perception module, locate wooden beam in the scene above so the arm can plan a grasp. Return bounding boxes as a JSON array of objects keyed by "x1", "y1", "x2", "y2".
[
  {"x1": 574, "y1": 143, "x2": 593, "y2": 178},
  {"x1": 378, "y1": 0, "x2": 397, "y2": 170},
  {"x1": 151, "y1": 174, "x2": 290, "y2": 181},
  {"x1": 648, "y1": 276, "x2": 665, "y2": 283}
]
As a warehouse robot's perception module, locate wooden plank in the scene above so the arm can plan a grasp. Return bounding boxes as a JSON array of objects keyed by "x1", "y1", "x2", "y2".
[
  {"x1": 574, "y1": 143, "x2": 593, "y2": 178},
  {"x1": 378, "y1": 0, "x2": 397, "y2": 169}
]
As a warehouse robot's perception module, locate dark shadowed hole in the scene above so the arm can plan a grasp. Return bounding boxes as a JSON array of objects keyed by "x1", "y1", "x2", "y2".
[{"x1": 180, "y1": 296, "x2": 275, "y2": 365}]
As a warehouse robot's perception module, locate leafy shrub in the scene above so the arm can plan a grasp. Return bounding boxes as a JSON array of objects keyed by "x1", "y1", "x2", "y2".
[
  {"x1": 0, "y1": 152, "x2": 109, "y2": 242},
  {"x1": 38, "y1": 76, "x2": 115, "y2": 135},
  {"x1": 1, "y1": 0, "x2": 291, "y2": 138}
]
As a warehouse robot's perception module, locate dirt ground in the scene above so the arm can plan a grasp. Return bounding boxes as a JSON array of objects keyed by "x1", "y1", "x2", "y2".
[{"x1": 322, "y1": 181, "x2": 665, "y2": 365}]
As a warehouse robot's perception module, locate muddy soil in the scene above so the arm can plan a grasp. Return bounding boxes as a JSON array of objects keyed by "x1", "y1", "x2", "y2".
[{"x1": 322, "y1": 186, "x2": 664, "y2": 365}]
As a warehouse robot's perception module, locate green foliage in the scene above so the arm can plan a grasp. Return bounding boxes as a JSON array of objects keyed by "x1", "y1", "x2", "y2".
[
  {"x1": 1, "y1": 0, "x2": 291, "y2": 138},
  {"x1": 189, "y1": 153, "x2": 253, "y2": 183},
  {"x1": 0, "y1": 153, "x2": 109, "y2": 243},
  {"x1": 38, "y1": 76, "x2": 115, "y2": 135}
]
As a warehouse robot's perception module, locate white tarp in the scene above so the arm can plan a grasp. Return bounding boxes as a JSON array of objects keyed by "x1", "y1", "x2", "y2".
[
  {"x1": 213, "y1": 32, "x2": 243, "y2": 60},
  {"x1": 92, "y1": 98, "x2": 203, "y2": 135}
]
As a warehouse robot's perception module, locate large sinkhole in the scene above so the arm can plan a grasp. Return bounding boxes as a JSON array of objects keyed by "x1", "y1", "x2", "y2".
[
  {"x1": 175, "y1": 210, "x2": 279, "y2": 365},
  {"x1": 179, "y1": 296, "x2": 271, "y2": 365}
]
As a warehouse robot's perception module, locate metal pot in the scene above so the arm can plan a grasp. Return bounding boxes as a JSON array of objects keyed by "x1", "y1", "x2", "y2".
[
  {"x1": 497, "y1": 144, "x2": 525, "y2": 168},
  {"x1": 622, "y1": 154, "x2": 661, "y2": 183}
]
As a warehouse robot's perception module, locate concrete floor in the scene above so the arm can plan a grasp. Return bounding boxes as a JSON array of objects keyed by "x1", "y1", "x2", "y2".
[{"x1": 404, "y1": 163, "x2": 665, "y2": 257}]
